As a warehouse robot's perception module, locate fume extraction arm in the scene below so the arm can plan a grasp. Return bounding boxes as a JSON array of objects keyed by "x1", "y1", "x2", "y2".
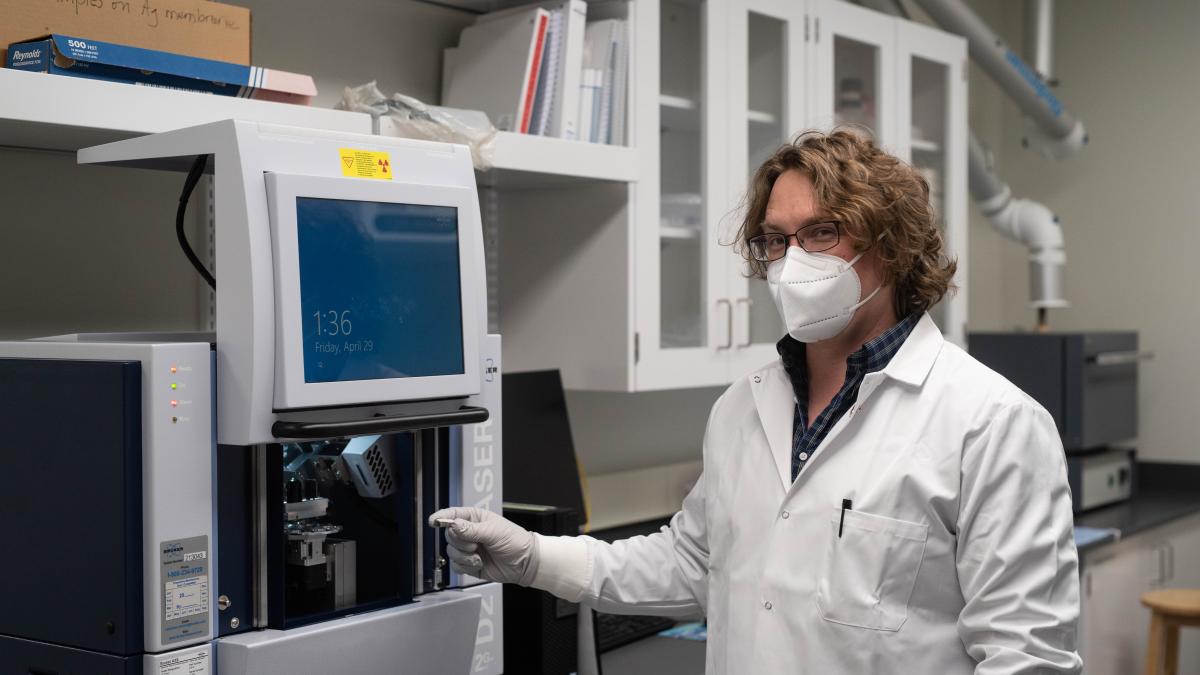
[{"x1": 867, "y1": 0, "x2": 1085, "y2": 328}]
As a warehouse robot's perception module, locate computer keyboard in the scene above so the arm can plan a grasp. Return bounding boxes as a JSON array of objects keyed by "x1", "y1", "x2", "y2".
[{"x1": 594, "y1": 612, "x2": 677, "y2": 653}]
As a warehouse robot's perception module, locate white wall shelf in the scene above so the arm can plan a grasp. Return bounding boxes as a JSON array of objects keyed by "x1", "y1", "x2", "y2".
[
  {"x1": 0, "y1": 68, "x2": 638, "y2": 188},
  {"x1": 0, "y1": 68, "x2": 372, "y2": 153},
  {"x1": 481, "y1": 132, "x2": 639, "y2": 187}
]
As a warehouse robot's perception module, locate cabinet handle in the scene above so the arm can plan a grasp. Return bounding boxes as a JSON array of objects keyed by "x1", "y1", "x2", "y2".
[
  {"x1": 1158, "y1": 544, "x2": 1169, "y2": 586},
  {"x1": 717, "y1": 299, "x2": 732, "y2": 350},
  {"x1": 1167, "y1": 542, "x2": 1175, "y2": 582},
  {"x1": 736, "y1": 298, "x2": 752, "y2": 348},
  {"x1": 1089, "y1": 350, "x2": 1154, "y2": 367}
]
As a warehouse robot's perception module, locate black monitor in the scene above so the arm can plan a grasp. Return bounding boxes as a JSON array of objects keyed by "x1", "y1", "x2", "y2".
[{"x1": 501, "y1": 370, "x2": 587, "y2": 527}]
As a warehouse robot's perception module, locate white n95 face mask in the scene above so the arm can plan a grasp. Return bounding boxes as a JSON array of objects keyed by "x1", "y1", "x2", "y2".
[{"x1": 767, "y1": 246, "x2": 881, "y2": 343}]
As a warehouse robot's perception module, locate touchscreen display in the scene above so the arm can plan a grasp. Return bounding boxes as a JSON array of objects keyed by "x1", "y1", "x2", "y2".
[{"x1": 296, "y1": 197, "x2": 465, "y2": 384}]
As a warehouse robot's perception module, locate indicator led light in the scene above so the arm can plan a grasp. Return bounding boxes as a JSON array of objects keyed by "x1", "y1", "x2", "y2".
[
  {"x1": 170, "y1": 366, "x2": 177, "y2": 374},
  {"x1": 170, "y1": 400, "x2": 178, "y2": 408},
  {"x1": 170, "y1": 383, "x2": 177, "y2": 390},
  {"x1": 172, "y1": 417, "x2": 178, "y2": 423}
]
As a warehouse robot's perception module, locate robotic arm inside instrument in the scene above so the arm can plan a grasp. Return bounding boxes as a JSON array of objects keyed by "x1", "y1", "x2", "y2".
[{"x1": 868, "y1": 0, "x2": 1083, "y2": 325}]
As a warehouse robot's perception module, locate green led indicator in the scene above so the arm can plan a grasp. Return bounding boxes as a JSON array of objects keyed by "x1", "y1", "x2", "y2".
[{"x1": 170, "y1": 383, "x2": 177, "y2": 390}]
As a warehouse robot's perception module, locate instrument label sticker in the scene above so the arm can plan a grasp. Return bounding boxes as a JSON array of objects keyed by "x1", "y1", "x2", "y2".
[
  {"x1": 339, "y1": 148, "x2": 394, "y2": 180},
  {"x1": 157, "y1": 647, "x2": 211, "y2": 675},
  {"x1": 160, "y1": 535, "x2": 211, "y2": 644}
]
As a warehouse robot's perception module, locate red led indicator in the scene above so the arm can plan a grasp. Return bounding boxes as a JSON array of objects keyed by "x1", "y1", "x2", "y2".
[{"x1": 170, "y1": 400, "x2": 179, "y2": 408}]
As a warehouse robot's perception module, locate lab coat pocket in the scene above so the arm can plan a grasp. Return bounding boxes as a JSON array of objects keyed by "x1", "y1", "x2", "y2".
[{"x1": 816, "y1": 509, "x2": 929, "y2": 631}]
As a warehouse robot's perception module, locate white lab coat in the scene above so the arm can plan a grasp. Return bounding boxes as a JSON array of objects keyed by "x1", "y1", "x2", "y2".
[{"x1": 536, "y1": 313, "x2": 1082, "y2": 674}]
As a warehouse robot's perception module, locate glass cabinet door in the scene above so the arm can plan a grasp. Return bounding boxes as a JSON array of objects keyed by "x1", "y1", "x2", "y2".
[
  {"x1": 659, "y1": 0, "x2": 707, "y2": 352},
  {"x1": 897, "y1": 21, "x2": 967, "y2": 345},
  {"x1": 725, "y1": 0, "x2": 805, "y2": 373},
  {"x1": 810, "y1": 0, "x2": 896, "y2": 146},
  {"x1": 636, "y1": 0, "x2": 732, "y2": 389}
]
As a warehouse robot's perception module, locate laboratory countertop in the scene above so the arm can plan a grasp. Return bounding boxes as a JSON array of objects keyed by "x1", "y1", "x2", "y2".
[
  {"x1": 602, "y1": 635, "x2": 707, "y2": 674},
  {"x1": 1073, "y1": 462, "x2": 1200, "y2": 554}
]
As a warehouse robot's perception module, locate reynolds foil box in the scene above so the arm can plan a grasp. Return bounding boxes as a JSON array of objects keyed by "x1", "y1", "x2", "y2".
[{"x1": 7, "y1": 34, "x2": 315, "y2": 105}]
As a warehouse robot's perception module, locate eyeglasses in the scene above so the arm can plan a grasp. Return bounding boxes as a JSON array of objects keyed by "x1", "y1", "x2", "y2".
[{"x1": 748, "y1": 221, "x2": 841, "y2": 262}]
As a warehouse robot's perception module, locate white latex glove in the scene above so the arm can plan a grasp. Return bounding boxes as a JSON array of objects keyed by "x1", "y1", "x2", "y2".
[{"x1": 429, "y1": 506, "x2": 540, "y2": 586}]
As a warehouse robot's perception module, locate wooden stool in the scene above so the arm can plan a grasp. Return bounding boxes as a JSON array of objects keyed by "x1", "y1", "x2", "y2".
[{"x1": 1142, "y1": 589, "x2": 1200, "y2": 675}]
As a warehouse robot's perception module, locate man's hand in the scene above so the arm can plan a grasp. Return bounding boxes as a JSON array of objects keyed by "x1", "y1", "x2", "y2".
[{"x1": 429, "y1": 507, "x2": 540, "y2": 586}]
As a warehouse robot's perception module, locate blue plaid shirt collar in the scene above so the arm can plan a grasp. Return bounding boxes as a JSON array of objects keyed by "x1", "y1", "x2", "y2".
[
  {"x1": 776, "y1": 313, "x2": 923, "y2": 482},
  {"x1": 776, "y1": 312, "x2": 923, "y2": 402}
]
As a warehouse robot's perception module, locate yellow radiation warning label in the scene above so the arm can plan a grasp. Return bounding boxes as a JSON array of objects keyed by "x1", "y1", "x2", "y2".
[{"x1": 338, "y1": 148, "x2": 393, "y2": 180}]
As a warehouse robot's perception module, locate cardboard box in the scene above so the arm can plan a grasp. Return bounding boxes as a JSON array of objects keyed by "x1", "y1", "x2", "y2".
[
  {"x1": 0, "y1": 0, "x2": 250, "y2": 66},
  {"x1": 8, "y1": 34, "x2": 315, "y2": 105}
]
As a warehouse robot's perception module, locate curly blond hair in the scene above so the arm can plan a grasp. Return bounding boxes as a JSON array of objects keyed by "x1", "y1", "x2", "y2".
[{"x1": 735, "y1": 130, "x2": 957, "y2": 318}]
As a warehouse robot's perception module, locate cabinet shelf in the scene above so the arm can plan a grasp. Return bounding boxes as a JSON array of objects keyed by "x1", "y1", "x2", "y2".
[
  {"x1": 660, "y1": 95, "x2": 700, "y2": 133},
  {"x1": 0, "y1": 69, "x2": 638, "y2": 187},
  {"x1": 911, "y1": 138, "x2": 942, "y2": 153},
  {"x1": 483, "y1": 132, "x2": 639, "y2": 186},
  {"x1": 747, "y1": 109, "x2": 779, "y2": 125},
  {"x1": 660, "y1": 94, "x2": 698, "y2": 111},
  {"x1": 0, "y1": 68, "x2": 371, "y2": 153},
  {"x1": 379, "y1": 118, "x2": 639, "y2": 187},
  {"x1": 660, "y1": 224, "x2": 700, "y2": 240}
]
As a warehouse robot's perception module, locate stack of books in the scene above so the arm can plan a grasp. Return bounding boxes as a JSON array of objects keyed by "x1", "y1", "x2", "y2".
[{"x1": 442, "y1": 0, "x2": 628, "y2": 145}]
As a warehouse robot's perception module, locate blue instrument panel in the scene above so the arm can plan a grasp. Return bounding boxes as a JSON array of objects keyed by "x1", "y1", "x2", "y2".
[{"x1": 296, "y1": 197, "x2": 465, "y2": 384}]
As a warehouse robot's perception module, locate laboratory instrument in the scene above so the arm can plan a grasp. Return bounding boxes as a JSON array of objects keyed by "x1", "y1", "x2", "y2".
[
  {"x1": 970, "y1": 331, "x2": 1147, "y2": 512},
  {"x1": 1066, "y1": 448, "x2": 1136, "y2": 513},
  {"x1": 0, "y1": 120, "x2": 504, "y2": 675}
]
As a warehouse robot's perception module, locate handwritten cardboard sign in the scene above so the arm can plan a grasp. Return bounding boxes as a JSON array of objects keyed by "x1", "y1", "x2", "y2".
[{"x1": 1, "y1": 0, "x2": 251, "y2": 65}]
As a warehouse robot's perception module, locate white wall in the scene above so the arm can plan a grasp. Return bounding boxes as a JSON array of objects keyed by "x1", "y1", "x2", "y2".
[
  {"x1": 243, "y1": 0, "x2": 472, "y2": 108},
  {"x1": 0, "y1": 149, "x2": 210, "y2": 339},
  {"x1": 0, "y1": 0, "x2": 474, "y2": 341},
  {"x1": 964, "y1": 0, "x2": 1199, "y2": 464}
]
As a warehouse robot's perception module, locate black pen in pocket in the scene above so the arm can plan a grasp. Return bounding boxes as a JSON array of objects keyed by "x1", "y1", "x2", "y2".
[{"x1": 839, "y1": 499, "x2": 852, "y2": 538}]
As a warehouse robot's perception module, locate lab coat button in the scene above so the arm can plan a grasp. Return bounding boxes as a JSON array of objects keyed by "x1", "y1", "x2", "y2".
[
  {"x1": 798, "y1": 452, "x2": 809, "y2": 461},
  {"x1": 781, "y1": 510, "x2": 790, "y2": 519},
  {"x1": 763, "y1": 601, "x2": 773, "y2": 610},
  {"x1": 753, "y1": 375, "x2": 762, "y2": 383}
]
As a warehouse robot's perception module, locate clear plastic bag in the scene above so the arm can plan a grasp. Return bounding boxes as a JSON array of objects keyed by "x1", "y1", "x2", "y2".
[{"x1": 337, "y1": 81, "x2": 497, "y2": 171}]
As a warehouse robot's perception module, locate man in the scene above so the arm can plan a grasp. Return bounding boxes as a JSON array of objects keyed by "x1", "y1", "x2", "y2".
[{"x1": 432, "y1": 131, "x2": 1082, "y2": 674}]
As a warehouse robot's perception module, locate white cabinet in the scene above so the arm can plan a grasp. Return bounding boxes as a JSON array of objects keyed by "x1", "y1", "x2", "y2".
[
  {"x1": 723, "y1": 0, "x2": 804, "y2": 376},
  {"x1": 634, "y1": 0, "x2": 735, "y2": 389},
  {"x1": 895, "y1": 19, "x2": 968, "y2": 345},
  {"x1": 623, "y1": 0, "x2": 967, "y2": 392},
  {"x1": 1080, "y1": 514, "x2": 1200, "y2": 675},
  {"x1": 810, "y1": 0, "x2": 898, "y2": 145}
]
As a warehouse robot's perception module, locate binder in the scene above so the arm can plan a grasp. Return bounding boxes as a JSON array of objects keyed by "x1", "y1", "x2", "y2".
[
  {"x1": 530, "y1": 8, "x2": 563, "y2": 136},
  {"x1": 582, "y1": 19, "x2": 624, "y2": 144},
  {"x1": 474, "y1": 0, "x2": 588, "y2": 140},
  {"x1": 554, "y1": 0, "x2": 588, "y2": 140},
  {"x1": 443, "y1": 7, "x2": 551, "y2": 133},
  {"x1": 578, "y1": 68, "x2": 602, "y2": 143},
  {"x1": 609, "y1": 20, "x2": 628, "y2": 145}
]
